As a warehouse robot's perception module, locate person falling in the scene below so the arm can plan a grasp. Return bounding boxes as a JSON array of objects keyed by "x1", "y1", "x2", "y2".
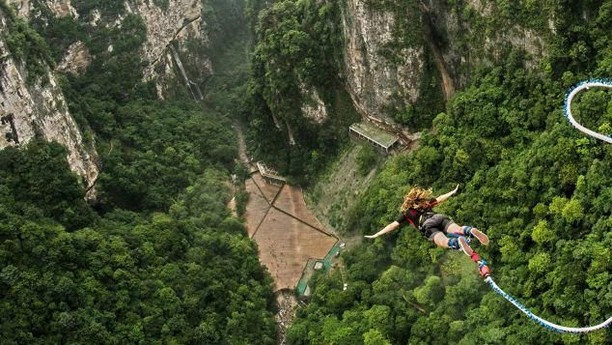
[{"x1": 365, "y1": 185, "x2": 491, "y2": 277}]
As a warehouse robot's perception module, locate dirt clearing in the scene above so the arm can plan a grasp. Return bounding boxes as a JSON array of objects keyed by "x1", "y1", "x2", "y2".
[{"x1": 244, "y1": 173, "x2": 337, "y2": 291}]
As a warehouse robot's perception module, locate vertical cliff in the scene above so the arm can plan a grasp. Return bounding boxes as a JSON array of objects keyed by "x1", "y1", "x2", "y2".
[
  {"x1": 131, "y1": 0, "x2": 211, "y2": 99},
  {"x1": 340, "y1": 0, "x2": 425, "y2": 124},
  {"x1": 339, "y1": 0, "x2": 552, "y2": 127},
  {"x1": 0, "y1": 3, "x2": 99, "y2": 193},
  {"x1": 424, "y1": 0, "x2": 549, "y2": 87}
]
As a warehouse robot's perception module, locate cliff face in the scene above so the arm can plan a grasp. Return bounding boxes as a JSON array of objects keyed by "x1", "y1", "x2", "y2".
[
  {"x1": 340, "y1": 0, "x2": 424, "y2": 123},
  {"x1": 130, "y1": 0, "x2": 211, "y2": 99},
  {"x1": 1, "y1": 0, "x2": 213, "y2": 195},
  {"x1": 339, "y1": 0, "x2": 551, "y2": 125},
  {"x1": 426, "y1": 0, "x2": 548, "y2": 87},
  {"x1": 0, "y1": 8, "x2": 98, "y2": 193},
  {"x1": 41, "y1": 0, "x2": 210, "y2": 97}
]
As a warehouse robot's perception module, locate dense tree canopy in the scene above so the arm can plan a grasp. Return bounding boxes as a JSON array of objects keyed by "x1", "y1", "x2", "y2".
[
  {"x1": 1, "y1": 0, "x2": 276, "y2": 343},
  {"x1": 3, "y1": 0, "x2": 612, "y2": 344},
  {"x1": 0, "y1": 160, "x2": 276, "y2": 344},
  {"x1": 285, "y1": 1, "x2": 612, "y2": 345}
]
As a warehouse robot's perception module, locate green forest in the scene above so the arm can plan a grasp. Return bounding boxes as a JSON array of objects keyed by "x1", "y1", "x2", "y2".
[
  {"x1": 1, "y1": 0, "x2": 276, "y2": 344},
  {"x1": 1, "y1": 0, "x2": 612, "y2": 344},
  {"x1": 245, "y1": 1, "x2": 610, "y2": 345}
]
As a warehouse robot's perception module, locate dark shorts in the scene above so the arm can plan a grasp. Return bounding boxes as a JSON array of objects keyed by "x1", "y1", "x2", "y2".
[{"x1": 420, "y1": 213, "x2": 453, "y2": 240}]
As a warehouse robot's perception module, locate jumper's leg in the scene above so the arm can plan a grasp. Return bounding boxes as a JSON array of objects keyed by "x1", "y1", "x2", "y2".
[
  {"x1": 433, "y1": 232, "x2": 473, "y2": 256},
  {"x1": 447, "y1": 224, "x2": 489, "y2": 245}
]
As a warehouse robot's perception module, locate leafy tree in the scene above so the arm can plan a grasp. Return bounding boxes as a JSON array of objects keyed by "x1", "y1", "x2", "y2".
[
  {"x1": 0, "y1": 141, "x2": 96, "y2": 230},
  {"x1": 356, "y1": 145, "x2": 378, "y2": 176}
]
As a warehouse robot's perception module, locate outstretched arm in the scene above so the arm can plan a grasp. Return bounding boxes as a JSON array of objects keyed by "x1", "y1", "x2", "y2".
[
  {"x1": 435, "y1": 184, "x2": 459, "y2": 204},
  {"x1": 365, "y1": 221, "x2": 401, "y2": 239}
]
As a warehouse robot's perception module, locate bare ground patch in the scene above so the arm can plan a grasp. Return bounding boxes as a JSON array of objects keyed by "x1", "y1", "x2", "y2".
[
  {"x1": 243, "y1": 172, "x2": 337, "y2": 292},
  {"x1": 244, "y1": 178, "x2": 271, "y2": 237}
]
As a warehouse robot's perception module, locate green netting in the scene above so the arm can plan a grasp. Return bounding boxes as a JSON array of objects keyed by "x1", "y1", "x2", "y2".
[
  {"x1": 295, "y1": 241, "x2": 342, "y2": 295},
  {"x1": 322, "y1": 241, "x2": 342, "y2": 269},
  {"x1": 296, "y1": 259, "x2": 316, "y2": 295}
]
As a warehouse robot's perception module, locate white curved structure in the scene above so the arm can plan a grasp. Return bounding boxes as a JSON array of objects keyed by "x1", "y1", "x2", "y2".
[
  {"x1": 564, "y1": 80, "x2": 612, "y2": 143},
  {"x1": 485, "y1": 277, "x2": 612, "y2": 333}
]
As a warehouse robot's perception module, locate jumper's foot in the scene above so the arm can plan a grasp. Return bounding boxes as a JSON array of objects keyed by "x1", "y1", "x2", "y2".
[
  {"x1": 479, "y1": 264, "x2": 491, "y2": 278},
  {"x1": 458, "y1": 237, "x2": 473, "y2": 257},
  {"x1": 471, "y1": 228, "x2": 489, "y2": 246}
]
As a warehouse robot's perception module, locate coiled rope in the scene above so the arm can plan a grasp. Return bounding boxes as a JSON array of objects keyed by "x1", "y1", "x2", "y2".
[
  {"x1": 563, "y1": 79, "x2": 612, "y2": 143},
  {"x1": 482, "y1": 80, "x2": 612, "y2": 333}
]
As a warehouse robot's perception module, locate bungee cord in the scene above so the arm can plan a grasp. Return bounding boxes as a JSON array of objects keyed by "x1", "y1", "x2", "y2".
[
  {"x1": 480, "y1": 80, "x2": 612, "y2": 333},
  {"x1": 484, "y1": 277, "x2": 612, "y2": 333},
  {"x1": 564, "y1": 79, "x2": 612, "y2": 143}
]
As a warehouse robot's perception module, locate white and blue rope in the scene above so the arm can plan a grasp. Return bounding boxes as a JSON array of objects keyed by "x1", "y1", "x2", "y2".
[
  {"x1": 484, "y1": 277, "x2": 612, "y2": 333},
  {"x1": 563, "y1": 79, "x2": 612, "y2": 143}
]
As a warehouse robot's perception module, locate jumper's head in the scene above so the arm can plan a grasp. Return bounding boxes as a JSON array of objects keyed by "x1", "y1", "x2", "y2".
[{"x1": 400, "y1": 186, "x2": 433, "y2": 213}]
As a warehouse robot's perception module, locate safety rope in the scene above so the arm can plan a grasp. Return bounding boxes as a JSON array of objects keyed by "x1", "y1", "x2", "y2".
[
  {"x1": 484, "y1": 277, "x2": 612, "y2": 333},
  {"x1": 564, "y1": 79, "x2": 612, "y2": 143}
]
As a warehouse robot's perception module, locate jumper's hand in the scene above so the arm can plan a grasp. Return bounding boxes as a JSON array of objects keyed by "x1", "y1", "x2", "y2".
[{"x1": 364, "y1": 235, "x2": 377, "y2": 239}]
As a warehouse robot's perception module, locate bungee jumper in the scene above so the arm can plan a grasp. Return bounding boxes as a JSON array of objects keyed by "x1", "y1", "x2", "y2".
[
  {"x1": 364, "y1": 185, "x2": 491, "y2": 278},
  {"x1": 364, "y1": 184, "x2": 612, "y2": 333}
]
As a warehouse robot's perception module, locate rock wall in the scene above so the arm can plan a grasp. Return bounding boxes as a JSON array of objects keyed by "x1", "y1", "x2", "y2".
[
  {"x1": 340, "y1": 0, "x2": 551, "y2": 124},
  {"x1": 0, "y1": 16, "x2": 99, "y2": 192},
  {"x1": 6, "y1": 0, "x2": 76, "y2": 19},
  {"x1": 299, "y1": 81, "x2": 327, "y2": 124},
  {"x1": 340, "y1": 0, "x2": 424, "y2": 123},
  {"x1": 426, "y1": 0, "x2": 548, "y2": 88},
  {"x1": 55, "y1": 41, "x2": 91, "y2": 75},
  {"x1": 1, "y1": 0, "x2": 214, "y2": 195},
  {"x1": 51, "y1": 0, "x2": 212, "y2": 98},
  {"x1": 126, "y1": 0, "x2": 212, "y2": 98}
]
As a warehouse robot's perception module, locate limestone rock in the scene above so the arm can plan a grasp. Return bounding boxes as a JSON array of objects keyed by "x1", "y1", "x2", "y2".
[
  {"x1": 0, "y1": 33, "x2": 99, "y2": 194},
  {"x1": 55, "y1": 41, "x2": 91, "y2": 75},
  {"x1": 341, "y1": 0, "x2": 424, "y2": 124}
]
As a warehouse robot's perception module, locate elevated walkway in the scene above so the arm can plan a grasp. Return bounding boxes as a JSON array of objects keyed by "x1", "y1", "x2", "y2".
[{"x1": 349, "y1": 121, "x2": 399, "y2": 154}]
